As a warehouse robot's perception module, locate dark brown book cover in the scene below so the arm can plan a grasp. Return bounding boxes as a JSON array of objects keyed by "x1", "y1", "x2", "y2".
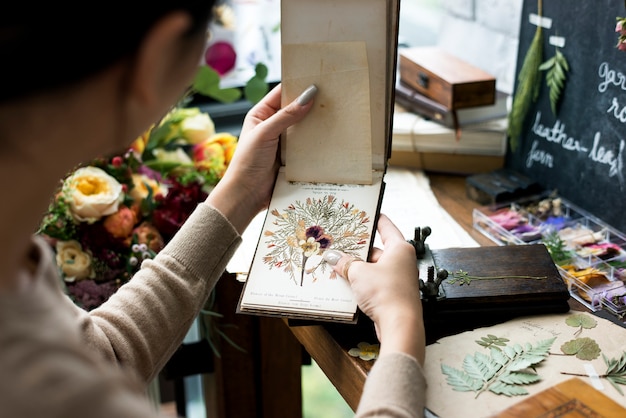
[{"x1": 420, "y1": 244, "x2": 570, "y2": 342}]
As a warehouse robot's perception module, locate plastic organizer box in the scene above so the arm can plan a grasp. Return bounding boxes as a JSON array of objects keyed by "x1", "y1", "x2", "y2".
[{"x1": 472, "y1": 191, "x2": 626, "y2": 321}]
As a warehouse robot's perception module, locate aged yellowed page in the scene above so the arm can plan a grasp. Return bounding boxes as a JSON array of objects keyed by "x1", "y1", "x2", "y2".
[{"x1": 282, "y1": 42, "x2": 372, "y2": 185}]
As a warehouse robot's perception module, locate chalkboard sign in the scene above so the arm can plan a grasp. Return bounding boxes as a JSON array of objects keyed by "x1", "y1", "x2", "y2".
[{"x1": 505, "y1": 0, "x2": 626, "y2": 233}]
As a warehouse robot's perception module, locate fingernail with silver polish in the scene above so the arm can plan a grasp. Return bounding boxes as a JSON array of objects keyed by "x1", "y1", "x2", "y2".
[
  {"x1": 296, "y1": 84, "x2": 318, "y2": 105},
  {"x1": 323, "y1": 250, "x2": 342, "y2": 265}
]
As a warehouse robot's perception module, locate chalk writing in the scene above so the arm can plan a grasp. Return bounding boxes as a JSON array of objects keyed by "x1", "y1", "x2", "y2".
[
  {"x1": 606, "y1": 97, "x2": 626, "y2": 123},
  {"x1": 588, "y1": 133, "x2": 625, "y2": 179},
  {"x1": 527, "y1": 112, "x2": 624, "y2": 181},
  {"x1": 597, "y1": 62, "x2": 626, "y2": 93},
  {"x1": 526, "y1": 140, "x2": 554, "y2": 168},
  {"x1": 531, "y1": 112, "x2": 588, "y2": 152}
]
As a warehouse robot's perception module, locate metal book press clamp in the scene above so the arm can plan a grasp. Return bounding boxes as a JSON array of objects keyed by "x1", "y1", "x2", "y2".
[{"x1": 407, "y1": 226, "x2": 448, "y2": 303}]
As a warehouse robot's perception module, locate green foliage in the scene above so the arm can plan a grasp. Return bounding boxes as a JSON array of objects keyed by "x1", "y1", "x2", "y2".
[
  {"x1": 192, "y1": 65, "x2": 242, "y2": 103},
  {"x1": 560, "y1": 337, "x2": 601, "y2": 361},
  {"x1": 542, "y1": 231, "x2": 575, "y2": 265},
  {"x1": 244, "y1": 63, "x2": 270, "y2": 104},
  {"x1": 507, "y1": 0, "x2": 544, "y2": 153},
  {"x1": 143, "y1": 107, "x2": 199, "y2": 154},
  {"x1": 476, "y1": 334, "x2": 510, "y2": 351},
  {"x1": 192, "y1": 63, "x2": 269, "y2": 104},
  {"x1": 539, "y1": 48, "x2": 569, "y2": 116},
  {"x1": 603, "y1": 351, "x2": 626, "y2": 396},
  {"x1": 37, "y1": 192, "x2": 77, "y2": 241},
  {"x1": 441, "y1": 337, "x2": 555, "y2": 398}
]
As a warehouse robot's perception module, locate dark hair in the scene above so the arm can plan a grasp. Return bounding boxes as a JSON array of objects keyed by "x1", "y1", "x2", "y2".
[{"x1": 0, "y1": 1, "x2": 218, "y2": 102}]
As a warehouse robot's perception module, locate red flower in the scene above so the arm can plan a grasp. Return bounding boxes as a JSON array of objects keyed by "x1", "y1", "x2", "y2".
[{"x1": 151, "y1": 180, "x2": 208, "y2": 241}]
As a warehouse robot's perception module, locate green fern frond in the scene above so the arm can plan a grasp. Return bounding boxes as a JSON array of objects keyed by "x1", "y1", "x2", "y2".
[
  {"x1": 441, "y1": 337, "x2": 555, "y2": 398},
  {"x1": 508, "y1": 0, "x2": 544, "y2": 152},
  {"x1": 441, "y1": 364, "x2": 483, "y2": 392},
  {"x1": 477, "y1": 334, "x2": 510, "y2": 351},
  {"x1": 499, "y1": 371, "x2": 542, "y2": 385},
  {"x1": 539, "y1": 49, "x2": 569, "y2": 116},
  {"x1": 489, "y1": 381, "x2": 531, "y2": 396}
]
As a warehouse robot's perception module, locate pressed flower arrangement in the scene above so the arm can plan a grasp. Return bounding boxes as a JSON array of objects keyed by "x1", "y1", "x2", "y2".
[{"x1": 38, "y1": 107, "x2": 237, "y2": 311}]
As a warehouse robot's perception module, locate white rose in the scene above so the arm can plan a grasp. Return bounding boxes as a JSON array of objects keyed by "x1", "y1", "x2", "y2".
[
  {"x1": 55, "y1": 240, "x2": 95, "y2": 281},
  {"x1": 63, "y1": 166, "x2": 124, "y2": 223},
  {"x1": 152, "y1": 147, "x2": 193, "y2": 165},
  {"x1": 180, "y1": 112, "x2": 215, "y2": 144}
]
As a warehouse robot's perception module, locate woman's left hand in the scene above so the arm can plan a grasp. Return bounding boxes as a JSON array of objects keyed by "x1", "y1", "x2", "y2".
[{"x1": 207, "y1": 83, "x2": 317, "y2": 233}]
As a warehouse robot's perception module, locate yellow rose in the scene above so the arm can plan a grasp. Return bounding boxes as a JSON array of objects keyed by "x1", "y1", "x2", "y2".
[
  {"x1": 63, "y1": 166, "x2": 124, "y2": 223},
  {"x1": 129, "y1": 173, "x2": 166, "y2": 203},
  {"x1": 192, "y1": 141, "x2": 226, "y2": 174},
  {"x1": 192, "y1": 133, "x2": 238, "y2": 174},
  {"x1": 55, "y1": 240, "x2": 95, "y2": 281},
  {"x1": 211, "y1": 132, "x2": 238, "y2": 164},
  {"x1": 180, "y1": 112, "x2": 216, "y2": 144}
]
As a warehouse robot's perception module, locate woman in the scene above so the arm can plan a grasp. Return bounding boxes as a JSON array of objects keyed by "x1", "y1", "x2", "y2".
[{"x1": 0, "y1": 2, "x2": 425, "y2": 417}]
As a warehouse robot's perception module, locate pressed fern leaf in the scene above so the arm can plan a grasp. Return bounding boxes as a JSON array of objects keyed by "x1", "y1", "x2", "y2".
[
  {"x1": 507, "y1": 0, "x2": 544, "y2": 152},
  {"x1": 603, "y1": 352, "x2": 626, "y2": 396},
  {"x1": 539, "y1": 49, "x2": 569, "y2": 116},
  {"x1": 477, "y1": 334, "x2": 510, "y2": 351},
  {"x1": 441, "y1": 337, "x2": 555, "y2": 398},
  {"x1": 441, "y1": 364, "x2": 483, "y2": 392}
]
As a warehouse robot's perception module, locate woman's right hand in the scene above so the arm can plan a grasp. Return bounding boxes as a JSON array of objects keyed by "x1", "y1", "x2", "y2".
[{"x1": 323, "y1": 214, "x2": 425, "y2": 364}]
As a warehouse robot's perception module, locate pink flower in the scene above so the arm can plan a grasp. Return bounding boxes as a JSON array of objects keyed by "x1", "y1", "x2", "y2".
[{"x1": 205, "y1": 41, "x2": 237, "y2": 76}]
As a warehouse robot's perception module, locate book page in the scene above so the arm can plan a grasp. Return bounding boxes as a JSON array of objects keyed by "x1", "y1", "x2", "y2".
[
  {"x1": 280, "y1": 0, "x2": 392, "y2": 172},
  {"x1": 239, "y1": 168, "x2": 383, "y2": 321},
  {"x1": 282, "y1": 42, "x2": 373, "y2": 185}
]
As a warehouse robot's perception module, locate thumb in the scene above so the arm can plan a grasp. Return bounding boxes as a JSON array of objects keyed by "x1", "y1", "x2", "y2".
[
  {"x1": 252, "y1": 84, "x2": 318, "y2": 139},
  {"x1": 322, "y1": 249, "x2": 364, "y2": 282}
]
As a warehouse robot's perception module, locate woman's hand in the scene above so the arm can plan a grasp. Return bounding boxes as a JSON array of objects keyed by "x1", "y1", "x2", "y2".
[
  {"x1": 207, "y1": 84, "x2": 317, "y2": 234},
  {"x1": 323, "y1": 214, "x2": 425, "y2": 364}
]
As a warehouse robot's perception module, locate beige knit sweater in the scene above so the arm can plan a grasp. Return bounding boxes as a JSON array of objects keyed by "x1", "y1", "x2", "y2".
[{"x1": 0, "y1": 202, "x2": 425, "y2": 417}]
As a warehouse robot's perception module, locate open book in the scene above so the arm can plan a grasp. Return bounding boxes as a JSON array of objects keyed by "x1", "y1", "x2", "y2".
[{"x1": 236, "y1": 0, "x2": 400, "y2": 323}]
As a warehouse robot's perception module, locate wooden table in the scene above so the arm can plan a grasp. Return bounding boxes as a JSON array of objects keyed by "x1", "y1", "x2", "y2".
[{"x1": 209, "y1": 172, "x2": 586, "y2": 417}]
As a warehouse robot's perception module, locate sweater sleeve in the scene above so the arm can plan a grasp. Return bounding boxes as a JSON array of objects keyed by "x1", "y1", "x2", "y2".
[
  {"x1": 76, "y1": 202, "x2": 242, "y2": 383},
  {"x1": 355, "y1": 352, "x2": 427, "y2": 418}
]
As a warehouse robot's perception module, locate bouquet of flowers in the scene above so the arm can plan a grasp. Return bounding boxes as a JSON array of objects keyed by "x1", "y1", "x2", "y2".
[{"x1": 38, "y1": 107, "x2": 237, "y2": 311}]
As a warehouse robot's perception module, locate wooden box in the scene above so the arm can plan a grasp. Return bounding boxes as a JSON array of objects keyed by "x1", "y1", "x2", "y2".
[{"x1": 399, "y1": 46, "x2": 496, "y2": 110}]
